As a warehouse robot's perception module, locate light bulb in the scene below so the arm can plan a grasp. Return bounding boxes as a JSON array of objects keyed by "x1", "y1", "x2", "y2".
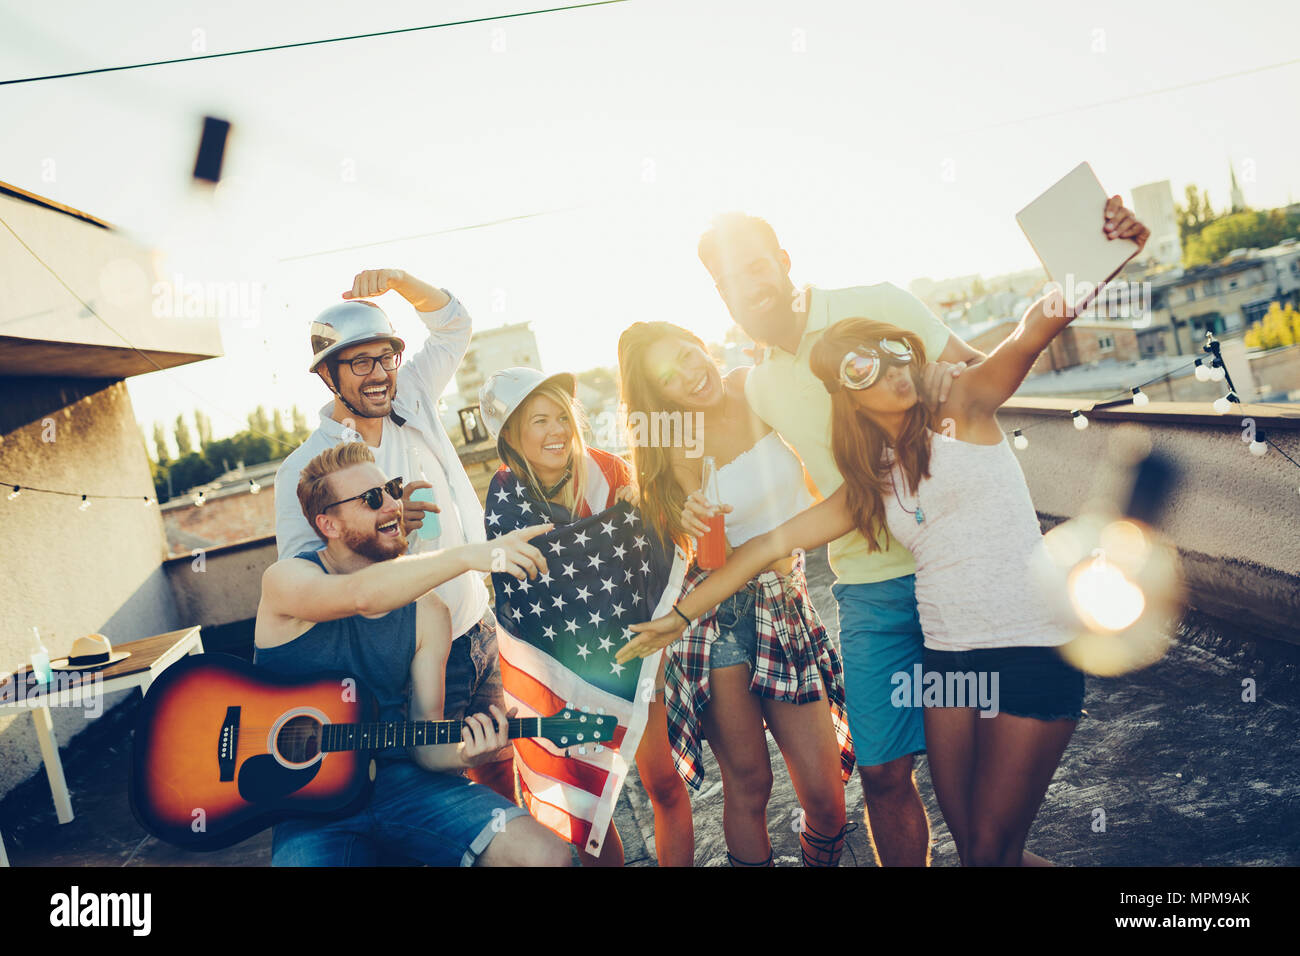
[
  {"x1": 7, "y1": 486, "x2": 19, "y2": 501},
  {"x1": 1194, "y1": 360, "x2": 1211, "y2": 382},
  {"x1": 1131, "y1": 388, "x2": 1149, "y2": 407},
  {"x1": 78, "y1": 495, "x2": 91, "y2": 511},
  {"x1": 1067, "y1": 555, "x2": 1147, "y2": 632},
  {"x1": 1013, "y1": 429, "x2": 1029, "y2": 450},
  {"x1": 1210, "y1": 365, "x2": 1226, "y2": 382},
  {"x1": 1072, "y1": 410, "x2": 1089, "y2": 430},
  {"x1": 194, "y1": 492, "x2": 206, "y2": 507},
  {"x1": 249, "y1": 480, "x2": 261, "y2": 495},
  {"x1": 1249, "y1": 440, "x2": 1267, "y2": 457}
]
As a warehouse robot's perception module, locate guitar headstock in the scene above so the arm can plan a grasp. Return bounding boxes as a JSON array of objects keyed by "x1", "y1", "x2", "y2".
[{"x1": 536, "y1": 706, "x2": 618, "y2": 753}]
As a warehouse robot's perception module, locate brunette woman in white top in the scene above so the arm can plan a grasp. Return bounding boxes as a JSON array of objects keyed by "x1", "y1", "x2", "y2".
[
  {"x1": 622, "y1": 214, "x2": 1151, "y2": 866},
  {"x1": 618, "y1": 321, "x2": 856, "y2": 866}
]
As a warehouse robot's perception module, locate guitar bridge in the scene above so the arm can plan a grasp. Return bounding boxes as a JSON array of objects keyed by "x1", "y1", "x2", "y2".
[{"x1": 218, "y1": 706, "x2": 240, "y2": 782}]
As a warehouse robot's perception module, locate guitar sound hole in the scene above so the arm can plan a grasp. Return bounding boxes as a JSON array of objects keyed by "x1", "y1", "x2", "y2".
[{"x1": 277, "y1": 715, "x2": 323, "y2": 764}]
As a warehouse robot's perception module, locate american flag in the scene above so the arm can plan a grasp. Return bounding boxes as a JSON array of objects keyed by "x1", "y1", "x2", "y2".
[{"x1": 487, "y1": 471, "x2": 685, "y2": 856}]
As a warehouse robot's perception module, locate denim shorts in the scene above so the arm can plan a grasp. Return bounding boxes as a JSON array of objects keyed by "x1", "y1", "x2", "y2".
[
  {"x1": 444, "y1": 610, "x2": 512, "y2": 763},
  {"x1": 832, "y1": 576, "x2": 928, "y2": 767},
  {"x1": 921, "y1": 645, "x2": 1086, "y2": 721},
  {"x1": 271, "y1": 759, "x2": 529, "y2": 867},
  {"x1": 708, "y1": 582, "x2": 760, "y2": 670}
]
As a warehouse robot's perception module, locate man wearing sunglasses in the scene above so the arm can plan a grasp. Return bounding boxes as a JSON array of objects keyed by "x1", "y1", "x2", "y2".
[
  {"x1": 272, "y1": 269, "x2": 516, "y2": 802},
  {"x1": 256, "y1": 441, "x2": 568, "y2": 866},
  {"x1": 696, "y1": 212, "x2": 984, "y2": 868}
]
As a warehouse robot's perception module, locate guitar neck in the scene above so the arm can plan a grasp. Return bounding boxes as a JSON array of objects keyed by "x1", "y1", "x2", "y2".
[{"x1": 321, "y1": 716, "x2": 541, "y2": 753}]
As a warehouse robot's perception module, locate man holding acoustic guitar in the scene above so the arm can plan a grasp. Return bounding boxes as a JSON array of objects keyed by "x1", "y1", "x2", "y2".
[{"x1": 253, "y1": 441, "x2": 571, "y2": 866}]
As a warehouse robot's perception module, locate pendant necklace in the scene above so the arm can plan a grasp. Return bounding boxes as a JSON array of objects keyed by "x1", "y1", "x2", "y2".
[{"x1": 889, "y1": 469, "x2": 925, "y2": 525}]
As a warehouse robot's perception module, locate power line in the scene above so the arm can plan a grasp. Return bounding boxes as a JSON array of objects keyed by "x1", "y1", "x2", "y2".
[
  {"x1": 958, "y1": 57, "x2": 1300, "y2": 135},
  {"x1": 0, "y1": 1, "x2": 628, "y2": 87},
  {"x1": 277, "y1": 204, "x2": 587, "y2": 262}
]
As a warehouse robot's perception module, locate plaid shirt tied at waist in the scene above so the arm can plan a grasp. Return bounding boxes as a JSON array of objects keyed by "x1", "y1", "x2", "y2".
[{"x1": 664, "y1": 552, "x2": 855, "y2": 790}]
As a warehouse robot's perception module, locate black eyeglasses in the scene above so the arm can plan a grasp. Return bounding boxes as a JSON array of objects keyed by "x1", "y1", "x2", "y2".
[
  {"x1": 323, "y1": 477, "x2": 403, "y2": 512},
  {"x1": 342, "y1": 351, "x2": 402, "y2": 376}
]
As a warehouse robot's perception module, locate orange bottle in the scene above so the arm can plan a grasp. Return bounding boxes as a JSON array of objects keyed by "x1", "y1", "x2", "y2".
[{"x1": 697, "y1": 456, "x2": 727, "y2": 571}]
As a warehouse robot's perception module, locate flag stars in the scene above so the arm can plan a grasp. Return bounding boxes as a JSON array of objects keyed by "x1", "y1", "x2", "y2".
[
  {"x1": 548, "y1": 539, "x2": 566, "y2": 556},
  {"x1": 494, "y1": 488, "x2": 511, "y2": 503},
  {"x1": 622, "y1": 510, "x2": 639, "y2": 525},
  {"x1": 562, "y1": 562, "x2": 578, "y2": 579},
  {"x1": 573, "y1": 530, "x2": 590, "y2": 547},
  {"x1": 598, "y1": 635, "x2": 614, "y2": 652},
  {"x1": 564, "y1": 618, "x2": 580, "y2": 634},
  {"x1": 633, "y1": 535, "x2": 647, "y2": 551},
  {"x1": 530, "y1": 602, "x2": 543, "y2": 617},
  {"x1": 600, "y1": 519, "x2": 616, "y2": 537},
  {"x1": 599, "y1": 576, "x2": 615, "y2": 594},
  {"x1": 610, "y1": 660, "x2": 625, "y2": 676},
  {"x1": 588, "y1": 610, "x2": 604, "y2": 627},
  {"x1": 542, "y1": 625, "x2": 556, "y2": 641},
  {"x1": 510, "y1": 606, "x2": 523, "y2": 621},
  {"x1": 576, "y1": 643, "x2": 591, "y2": 660},
  {"x1": 538, "y1": 570, "x2": 553, "y2": 587},
  {"x1": 517, "y1": 577, "x2": 531, "y2": 593},
  {"x1": 520, "y1": 500, "x2": 532, "y2": 514},
  {"x1": 552, "y1": 594, "x2": 568, "y2": 611},
  {"x1": 587, "y1": 552, "x2": 604, "y2": 571},
  {"x1": 574, "y1": 585, "x2": 592, "y2": 603},
  {"x1": 612, "y1": 543, "x2": 627, "y2": 560},
  {"x1": 611, "y1": 602, "x2": 625, "y2": 618},
  {"x1": 487, "y1": 511, "x2": 501, "y2": 526}
]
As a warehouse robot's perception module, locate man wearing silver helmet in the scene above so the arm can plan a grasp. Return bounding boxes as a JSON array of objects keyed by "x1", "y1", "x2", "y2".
[{"x1": 273, "y1": 268, "x2": 516, "y2": 801}]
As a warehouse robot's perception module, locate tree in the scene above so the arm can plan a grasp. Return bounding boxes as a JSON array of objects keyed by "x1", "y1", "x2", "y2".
[
  {"x1": 152, "y1": 422, "x2": 171, "y2": 465},
  {"x1": 1184, "y1": 208, "x2": 1300, "y2": 267},
  {"x1": 291, "y1": 405, "x2": 309, "y2": 441},
  {"x1": 1175, "y1": 184, "x2": 1219, "y2": 246},
  {"x1": 1244, "y1": 302, "x2": 1300, "y2": 350},
  {"x1": 174, "y1": 413, "x2": 194, "y2": 457},
  {"x1": 194, "y1": 409, "x2": 214, "y2": 451}
]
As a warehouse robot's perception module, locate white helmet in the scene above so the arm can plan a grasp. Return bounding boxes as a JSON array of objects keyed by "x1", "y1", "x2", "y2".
[{"x1": 478, "y1": 367, "x2": 577, "y2": 444}]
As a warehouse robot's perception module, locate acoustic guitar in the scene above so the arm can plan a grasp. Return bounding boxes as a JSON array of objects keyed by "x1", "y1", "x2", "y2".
[{"x1": 129, "y1": 653, "x2": 615, "y2": 851}]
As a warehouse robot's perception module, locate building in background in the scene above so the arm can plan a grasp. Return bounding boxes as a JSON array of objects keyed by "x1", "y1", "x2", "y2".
[
  {"x1": 1131, "y1": 180, "x2": 1183, "y2": 269},
  {"x1": 453, "y1": 320, "x2": 541, "y2": 401}
]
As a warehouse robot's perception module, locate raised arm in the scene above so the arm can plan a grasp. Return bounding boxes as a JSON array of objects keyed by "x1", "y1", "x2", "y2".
[
  {"x1": 616, "y1": 486, "x2": 855, "y2": 662},
  {"x1": 261, "y1": 523, "x2": 551, "y2": 626}
]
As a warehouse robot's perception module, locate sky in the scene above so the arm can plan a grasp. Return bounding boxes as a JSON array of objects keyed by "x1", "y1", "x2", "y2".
[{"x1": 2, "y1": 0, "x2": 1298, "y2": 450}]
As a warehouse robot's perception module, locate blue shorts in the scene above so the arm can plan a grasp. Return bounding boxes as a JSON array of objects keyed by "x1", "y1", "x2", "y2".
[
  {"x1": 271, "y1": 759, "x2": 529, "y2": 867},
  {"x1": 922, "y1": 645, "x2": 1085, "y2": 721},
  {"x1": 708, "y1": 582, "x2": 760, "y2": 670},
  {"x1": 832, "y1": 576, "x2": 927, "y2": 768}
]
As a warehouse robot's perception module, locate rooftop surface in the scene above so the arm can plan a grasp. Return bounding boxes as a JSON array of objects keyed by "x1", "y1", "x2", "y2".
[{"x1": 2, "y1": 547, "x2": 1297, "y2": 867}]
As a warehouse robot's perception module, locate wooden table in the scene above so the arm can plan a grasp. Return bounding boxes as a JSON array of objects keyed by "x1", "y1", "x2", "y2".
[{"x1": 0, "y1": 626, "x2": 204, "y2": 840}]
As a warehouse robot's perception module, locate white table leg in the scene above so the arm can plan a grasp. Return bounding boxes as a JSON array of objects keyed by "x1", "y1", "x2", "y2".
[{"x1": 31, "y1": 704, "x2": 74, "y2": 824}]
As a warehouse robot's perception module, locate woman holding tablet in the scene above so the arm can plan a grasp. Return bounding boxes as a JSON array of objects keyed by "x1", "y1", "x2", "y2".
[{"x1": 621, "y1": 195, "x2": 1150, "y2": 865}]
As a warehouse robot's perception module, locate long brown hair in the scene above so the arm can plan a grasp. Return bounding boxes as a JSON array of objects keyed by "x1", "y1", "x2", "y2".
[
  {"x1": 809, "y1": 319, "x2": 934, "y2": 553},
  {"x1": 617, "y1": 321, "x2": 711, "y2": 554},
  {"x1": 498, "y1": 383, "x2": 590, "y2": 514}
]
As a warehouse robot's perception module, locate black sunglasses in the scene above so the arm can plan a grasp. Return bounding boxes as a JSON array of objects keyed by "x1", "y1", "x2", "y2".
[{"x1": 323, "y1": 477, "x2": 403, "y2": 512}]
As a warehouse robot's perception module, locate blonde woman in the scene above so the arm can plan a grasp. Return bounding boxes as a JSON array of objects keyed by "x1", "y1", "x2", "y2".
[
  {"x1": 617, "y1": 322, "x2": 856, "y2": 866},
  {"x1": 478, "y1": 367, "x2": 694, "y2": 866}
]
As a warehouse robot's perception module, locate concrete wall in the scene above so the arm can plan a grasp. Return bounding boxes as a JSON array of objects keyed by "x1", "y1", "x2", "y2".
[
  {"x1": 999, "y1": 400, "x2": 1300, "y2": 645},
  {"x1": 0, "y1": 379, "x2": 180, "y2": 798},
  {"x1": 163, "y1": 537, "x2": 277, "y2": 629}
]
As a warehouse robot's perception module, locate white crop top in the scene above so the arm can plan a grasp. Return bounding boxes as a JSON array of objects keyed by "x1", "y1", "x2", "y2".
[{"x1": 715, "y1": 430, "x2": 814, "y2": 547}]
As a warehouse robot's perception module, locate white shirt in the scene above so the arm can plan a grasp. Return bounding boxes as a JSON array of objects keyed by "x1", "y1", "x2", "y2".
[{"x1": 273, "y1": 291, "x2": 489, "y2": 639}]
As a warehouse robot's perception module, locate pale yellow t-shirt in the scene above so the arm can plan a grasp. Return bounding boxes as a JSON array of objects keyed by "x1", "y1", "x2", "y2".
[{"x1": 744, "y1": 283, "x2": 954, "y2": 585}]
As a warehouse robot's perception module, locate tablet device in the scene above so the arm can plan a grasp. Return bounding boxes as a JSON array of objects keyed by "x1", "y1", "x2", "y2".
[{"x1": 1016, "y1": 162, "x2": 1140, "y2": 314}]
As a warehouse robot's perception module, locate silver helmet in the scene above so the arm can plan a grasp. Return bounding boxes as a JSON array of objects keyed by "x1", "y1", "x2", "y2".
[
  {"x1": 478, "y1": 367, "x2": 577, "y2": 455},
  {"x1": 308, "y1": 300, "x2": 406, "y2": 373}
]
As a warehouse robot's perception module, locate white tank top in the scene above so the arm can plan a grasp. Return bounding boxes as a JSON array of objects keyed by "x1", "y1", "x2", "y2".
[
  {"x1": 716, "y1": 430, "x2": 814, "y2": 547},
  {"x1": 883, "y1": 432, "x2": 1073, "y2": 651}
]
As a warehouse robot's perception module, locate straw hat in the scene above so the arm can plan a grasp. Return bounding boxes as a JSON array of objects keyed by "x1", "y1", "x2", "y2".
[{"x1": 50, "y1": 634, "x2": 130, "y2": 671}]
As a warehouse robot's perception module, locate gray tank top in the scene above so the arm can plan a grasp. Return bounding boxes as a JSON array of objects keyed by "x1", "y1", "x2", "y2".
[{"x1": 254, "y1": 549, "x2": 418, "y2": 760}]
